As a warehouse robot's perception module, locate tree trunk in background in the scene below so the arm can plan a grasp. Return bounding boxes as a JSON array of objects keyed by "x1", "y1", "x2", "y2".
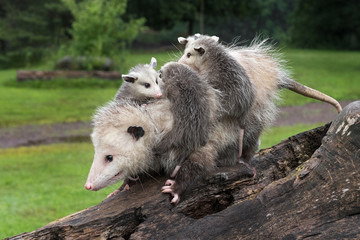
[{"x1": 7, "y1": 101, "x2": 360, "y2": 240}]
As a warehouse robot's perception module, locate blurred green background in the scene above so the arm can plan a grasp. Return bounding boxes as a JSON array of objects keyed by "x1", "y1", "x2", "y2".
[{"x1": 0, "y1": 0, "x2": 359, "y2": 238}]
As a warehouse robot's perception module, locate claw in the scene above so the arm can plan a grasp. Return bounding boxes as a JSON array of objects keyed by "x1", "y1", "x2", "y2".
[
  {"x1": 165, "y1": 179, "x2": 175, "y2": 186},
  {"x1": 171, "y1": 193, "x2": 180, "y2": 205}
]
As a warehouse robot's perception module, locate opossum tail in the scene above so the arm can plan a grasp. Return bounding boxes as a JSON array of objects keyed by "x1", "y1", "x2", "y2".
[{"x1": 281, "y1": 78, "x2": 342, "y2": 113}]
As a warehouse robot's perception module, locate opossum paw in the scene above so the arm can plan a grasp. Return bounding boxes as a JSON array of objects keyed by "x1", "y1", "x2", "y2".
[
  {"x1": 141, "y1": 104, "x2": 147, "y2": 108},
  {"x1": 161, "y1": 179, "x2": 180, "y2": 205},
  {"x1": 107, "y1": 184, "x2": 130, "y2": 198},
  {"x1": 107, "y1": 189, "x2": 120, "y2": 198}
]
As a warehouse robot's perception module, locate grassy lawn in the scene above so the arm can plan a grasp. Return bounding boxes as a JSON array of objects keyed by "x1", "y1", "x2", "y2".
[
  {"x1": 280, "y1": 48, "x2": 360, "y2": 105},
  {"x1": 0, "y1": 143, "x2": 113, "y2": 238},
  {"x1": 0, "y1": 48, "x2": 358, "y2": 238}
]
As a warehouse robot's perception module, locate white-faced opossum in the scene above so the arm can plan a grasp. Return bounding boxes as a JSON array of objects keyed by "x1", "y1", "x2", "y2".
[
  {"x1": 178, "y1": 34, "x2": 342, "y2": 165},
  {"x1": 84, "y1": 99, "x2": 173, "y2": 192},
  {"x1": 85, "y1": 62, "x2": 220, "y2": 204},
  {"x1": 114, "y1": 57, "x2": 163, "y2": 105}
]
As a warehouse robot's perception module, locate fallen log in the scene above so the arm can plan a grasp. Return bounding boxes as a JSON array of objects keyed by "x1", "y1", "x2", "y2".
[
  {"x1": 16, "y1": 70, "x2": 122, "y2": 82},
  {"x1": 7, "y1": 101, "x2": 360, "y2": 240}
]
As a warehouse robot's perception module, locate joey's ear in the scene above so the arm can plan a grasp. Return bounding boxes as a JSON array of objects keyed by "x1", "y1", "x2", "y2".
[
  {"x1": 122, "y1": 74, "x2": 138, "y2": 83},
  {"x1": 211, "y1": 35, "x2": 219, "y2": 42},
  {"x1": 194, "y1": 47, "x2": 205, "y2": 55},
  {"x1": 194, "y1": 33, "x2": 201, "y2": 40},
  {"x1": 127, "y1": 126, "x2": 145, "y2": 140},
  {"x1": 150, "y1": 57, "x2": 157, "y2": 69},
  {"x1": 178, "y1": 37, "x2": 188, "y2": 45}
]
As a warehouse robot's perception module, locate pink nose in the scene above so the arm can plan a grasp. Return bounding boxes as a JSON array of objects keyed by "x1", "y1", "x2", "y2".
[
  {"x1": 84, "y1": 182, "x2": 93, "y2": 190},
  {"x1": 156, "y1": 93, "x2": 162, "y2": 98}
]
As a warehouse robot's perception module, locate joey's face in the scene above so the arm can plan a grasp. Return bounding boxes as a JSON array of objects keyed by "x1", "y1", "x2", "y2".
[
  {"x1": 136, "y1": 70, "x2": 163, "y2": 99},
  {"x1": 178, "y1": 34, "x2": 219, "y2": 71},
  {"x1": 85, "y1": 124, "x2": 150, "y2": 191},
  {"x1": 123, "y1": 68, "x2": 163, "y2": 99}
]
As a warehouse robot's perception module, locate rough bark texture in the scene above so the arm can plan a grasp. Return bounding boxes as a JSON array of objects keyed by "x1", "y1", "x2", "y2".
[
  {"x1": 7, "y1": 101, "x2": 360, "y2": 240},
  {"x1": 16, "y1": 70, "x2": 122, "y2": 81}
]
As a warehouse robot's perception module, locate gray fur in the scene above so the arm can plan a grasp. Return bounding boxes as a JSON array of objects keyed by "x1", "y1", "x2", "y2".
[
  {"x1": 178, "y1": 34, "x2": 257, "y2": 164},
  {"x1": 156, "y1": 62, "x2": 220, "y2": 173}
]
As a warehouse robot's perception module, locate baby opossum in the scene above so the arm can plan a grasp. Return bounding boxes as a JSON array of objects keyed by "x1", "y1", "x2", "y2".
[
  {"x1": 114, "y1": 57, "x2": 163, "y2": 105},
  {"x1": 178, "y1": 34, "x2": 256, "y2": 168},
  {"x1": 156, "y1": 62, "x2": 220, "y2": 204},
  {"x1": 178, "y1": 34, "x2": 342, "y2": 164}
]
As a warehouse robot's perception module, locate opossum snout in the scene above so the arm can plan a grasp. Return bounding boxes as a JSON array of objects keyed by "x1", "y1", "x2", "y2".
[
  {"x1": 84, "y1": 182, "x2": 94, "y2": 191},
  {"x1": 155, "y1": 92, "x2": 163, "y2": 98}
]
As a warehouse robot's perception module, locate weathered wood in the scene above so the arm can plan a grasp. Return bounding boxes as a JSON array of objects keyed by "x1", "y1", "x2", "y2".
[
  {"x1": 7, "y1": 101, "x2": 360, "y2": 240},
  {"x1": 16, "y1": 70, "x2": 122, "y2": 81}
]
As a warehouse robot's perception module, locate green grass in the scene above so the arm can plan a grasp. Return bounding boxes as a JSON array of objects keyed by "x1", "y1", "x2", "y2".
[
  {"x1": 0, "y1": 143, "x2": 118, "y2": 239},
  {"x1": 259, "y1": 123, "x2": 323, "y2": 149},
  {"x1": 280, "y1": 48, "x2": 360, "y2": 106}
]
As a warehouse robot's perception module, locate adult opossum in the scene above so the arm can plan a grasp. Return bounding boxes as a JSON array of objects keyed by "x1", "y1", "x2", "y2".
[
  {"x1": 178, "y1": 34, "x2": 342, "y2": 164},
  {"x1": 85, "y1": 62, "x2": 220, "y2": 204},
  {"x1": 114, "y1": 57, "x2": 163, "y2": 105},
  {"x1": 84, "y1": 99, "x2": 173, "y2": 193}
]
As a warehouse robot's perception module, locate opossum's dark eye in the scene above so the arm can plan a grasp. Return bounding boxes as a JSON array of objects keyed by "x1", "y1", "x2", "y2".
[
  {"x1": 105, "y1": 155, "x2": 113, "y2": 162},
  {"x1": 187, "y1": 52, "x2": 191, "y2": 58},
  {"x1": 144, "y1": 83, "x2": 150, "y2": 88}
]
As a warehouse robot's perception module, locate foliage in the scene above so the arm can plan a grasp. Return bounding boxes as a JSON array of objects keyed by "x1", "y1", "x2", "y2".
[
  {"x1": 289, "y1": 0, "x2": 360, "y2": 50},
  {"x1": 61, "y1": 0, "x2": 145, "y2": 57},
  {"x1": 127, "y1": 0, "x2": 258, "y2": 36},
  {"x1": 0, "y1": 0, "x2": 72, "y2": 68}
]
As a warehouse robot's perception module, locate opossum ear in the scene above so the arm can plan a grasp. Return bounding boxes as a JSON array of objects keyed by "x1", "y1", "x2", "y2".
[
  {"x1": 127, "y1": 126, "x2": 145, "y2": 140},
  {"x1": 150, "y1": 57, "x2": 157, "y2": 69},
  {"x1": 194, "y1": 33, "x2": 201, "y2": 40},
  {"x1": 122, "y1": 74, "x2": 138, "y2": 83},
  {"x1": 178, "y1": 37, "x2": 188, "y2": 45},
  {"x1": 194, "y1": 47, "x2": 205, "y2": 55},
  {"x1": 211, "y1": 35, "x2": 219, "y2": 42}
]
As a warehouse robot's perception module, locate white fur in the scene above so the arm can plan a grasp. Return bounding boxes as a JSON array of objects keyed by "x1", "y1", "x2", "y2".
[{"x1": 85, "y1": 99, "x2": 173, "y2": 191}]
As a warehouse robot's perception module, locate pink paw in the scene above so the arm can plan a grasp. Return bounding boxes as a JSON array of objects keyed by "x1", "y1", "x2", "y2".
[
  {"x1": 107, "y1": 184, "x2": 130, "y2": 198},
  {"x1": 161, "y1": 179, "x2": 180, "y2": 205}
]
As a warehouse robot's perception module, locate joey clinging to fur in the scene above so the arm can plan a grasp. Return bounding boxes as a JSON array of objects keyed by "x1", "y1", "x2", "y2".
[
  {"x1": 115, "y1": 57, "x2": 163, "y2": 105},
  {"x1": 178, "y1": 34, "x2": 256, "y2": 168},
  {"x1": 178, "y1": 34, "x2": 342, "y2": 166},
  {"x1": 156, "y1": 62, "x2": 220, "y2": 204}
]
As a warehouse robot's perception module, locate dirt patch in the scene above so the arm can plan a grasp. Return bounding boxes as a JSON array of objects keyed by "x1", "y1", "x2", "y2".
[{"x1": 0, "y1": 101, "x2": 354, "y2": 149}]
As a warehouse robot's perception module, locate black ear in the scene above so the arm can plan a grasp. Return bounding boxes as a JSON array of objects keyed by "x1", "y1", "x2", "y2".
[
  {"x1": 122, "y1": 74, "x2": 138, "y2": 83},
  {"x1": 127, "y1": 126, "x2": 145, "y2": 140},
  {"x1": 194, "y1": 47, "x2": 205, "y2": 55}
]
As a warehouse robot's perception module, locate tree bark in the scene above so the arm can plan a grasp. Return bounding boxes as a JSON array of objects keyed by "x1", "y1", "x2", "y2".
[
  {"x1": 16, "y1": 70, "x2": 122, "y2": 82},
  {"x1": 7, "y1": 101, "x2": 360, "y2": 240}
]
